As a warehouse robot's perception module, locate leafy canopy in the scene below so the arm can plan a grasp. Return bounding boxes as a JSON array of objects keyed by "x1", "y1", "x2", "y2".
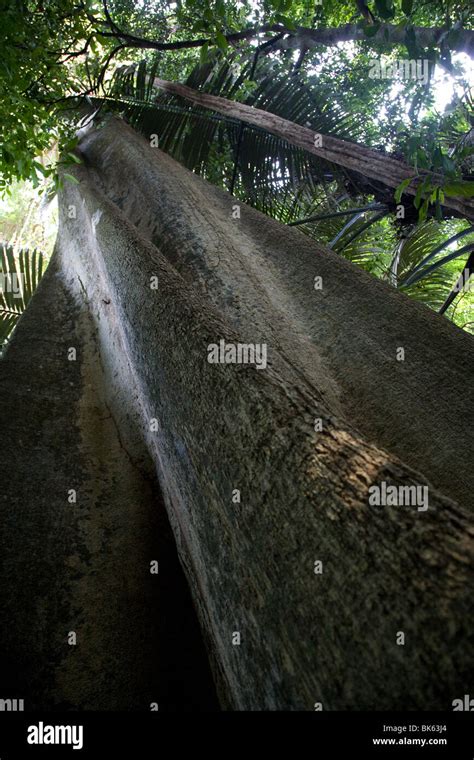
[
  {"x1": 1, "y1": 0, "x2": 472, "y2": 187},
  {"x1": 1, "y1": 0, "x2": 473, "y2": 335}
]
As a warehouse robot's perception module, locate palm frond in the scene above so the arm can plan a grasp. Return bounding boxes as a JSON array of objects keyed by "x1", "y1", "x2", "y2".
[
  {"x1": 103, "y1": 55, "x2": 473, "y2": 322},
  {"x1": 395, "y1": 221, "x2": 474, "y2": 311},
  {"x1": 402, "y1": 242, "x2": 474, "y2": 287},
  {"x1": 400, "y1": 225, "x2": 474, "y2": 286},
  {"x1": 107, "y1": 53, "x2": 371, "y2": 211},
  {"x1": 439, "y1": 250, "x2": 474, "y2": 315},
  {"x1": 0, "y1": 243, "x2": 45, "y2": 352}
]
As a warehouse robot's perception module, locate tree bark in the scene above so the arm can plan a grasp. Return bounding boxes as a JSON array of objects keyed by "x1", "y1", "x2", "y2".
[
  {"x1": 1, "y1": 116, "x2": 473, "y2": 710},
  {"x1": 0, "y1": 218, "x2": 218, "y2": 711},
  {"x1": 152, "y1": 78, "x2": 474, "y2": 221}
]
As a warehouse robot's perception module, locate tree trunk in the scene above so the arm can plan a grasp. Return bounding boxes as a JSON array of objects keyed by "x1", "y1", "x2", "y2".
[
  {"x1": 1, "y1": 116, "x2": 473, "y2": 711},
  {"x1": 0, "y1": 242, "x2": 219, "y2": 711}
]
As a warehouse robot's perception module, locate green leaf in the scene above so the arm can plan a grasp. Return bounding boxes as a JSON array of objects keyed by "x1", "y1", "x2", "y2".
[
  {"x1": 215, "y1": 30, "x2": 228, "y2": 51},
  {"x1": 443, "y1": 181, "x2": 474, "y2": 198},
  {"x1": 200, "y1": 41, "x2": 209, "y2": 65},
  {"x1": 401, "y1": 0, "x2": 413, "y2": 16},
  {"x1": 394, "y1": 177, "x2": 413, "y2": 203},
  {"x1": 403, "y1": 242, "x2": 474, "y2": 286},
  {"x1": 418, "y1": 198, "x2": 429, "y2": 222},
  {"x1": 67, "y1": 152, "x2": 82, "y2": 164},
  {"x1": 413, "y1": 182, "x2": 424, "y2": 209},
  {"x1": 274, "y1": 14, "x2": 297, "y2": 30},
  {"x1": 215, "y1": 0, "x2": 225, "y2": 16},
  {"x1": 400, "y1": 226, "x2": 474, "y2": 287}
]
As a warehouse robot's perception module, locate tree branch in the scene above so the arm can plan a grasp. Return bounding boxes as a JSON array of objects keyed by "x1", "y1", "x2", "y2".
[
  {"x1": 96, "y1": 23, "x2": 284, "y2": 51},
  {"x1": 269, "y1": 22, "x2": 474, "y2": 57},
  {"x1": 152, "y1": 77, "x2": 474, "y2": 221},
  {"x1": 93, "y1": 19, "x2": 473, "y2": 57}
]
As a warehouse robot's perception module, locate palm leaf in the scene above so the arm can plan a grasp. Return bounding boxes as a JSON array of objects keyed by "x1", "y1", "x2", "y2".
[
  {"x1": 0, "y1": 243, "x2": 45, "y2": 352},
  {"x1": 108, "y1": 54, "x2": 370, "y2": 209},
  {"x1": 400, "y1": 225, "x2": 474, "y2": 286},
  {"x1": 439, "y1": 250, "x2": 474, "y2": 315},
  {"x1": 102, "y1": 55, "x2": 473, "y2": 321},
  {"x1": 395, "y1": 221, "x2": 473, "y2": 310}
]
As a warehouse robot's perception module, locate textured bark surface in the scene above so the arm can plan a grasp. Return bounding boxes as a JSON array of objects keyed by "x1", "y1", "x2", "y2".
[
  {"x1": 0, "y1": 247, "x2": 219, "y2": 711},
  {"x1": 1, "y1": 116, "x2": 473, "y2": 710}
]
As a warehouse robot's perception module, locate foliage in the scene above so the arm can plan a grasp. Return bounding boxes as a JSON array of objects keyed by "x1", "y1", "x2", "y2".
[
  {"x1": 1, "y1": 0, "x2": 473, "y2": 330},
  {"x1": 0, "y1": 177, "x2": 58, "y2": 254},
  {"x1": 107, "y1": 50, "x2": 474, "y2": 329},
  {"x1": 1, "y1": 0, "x2": 473, "y2": 187},
  {"x1": 0, "y1": 242, "x2": 46, "y2": 350}
]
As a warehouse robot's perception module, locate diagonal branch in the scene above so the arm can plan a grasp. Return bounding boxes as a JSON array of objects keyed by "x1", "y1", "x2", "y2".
[{"x1": 152, "y1": 77, "x2": 474, "y2": 221}]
